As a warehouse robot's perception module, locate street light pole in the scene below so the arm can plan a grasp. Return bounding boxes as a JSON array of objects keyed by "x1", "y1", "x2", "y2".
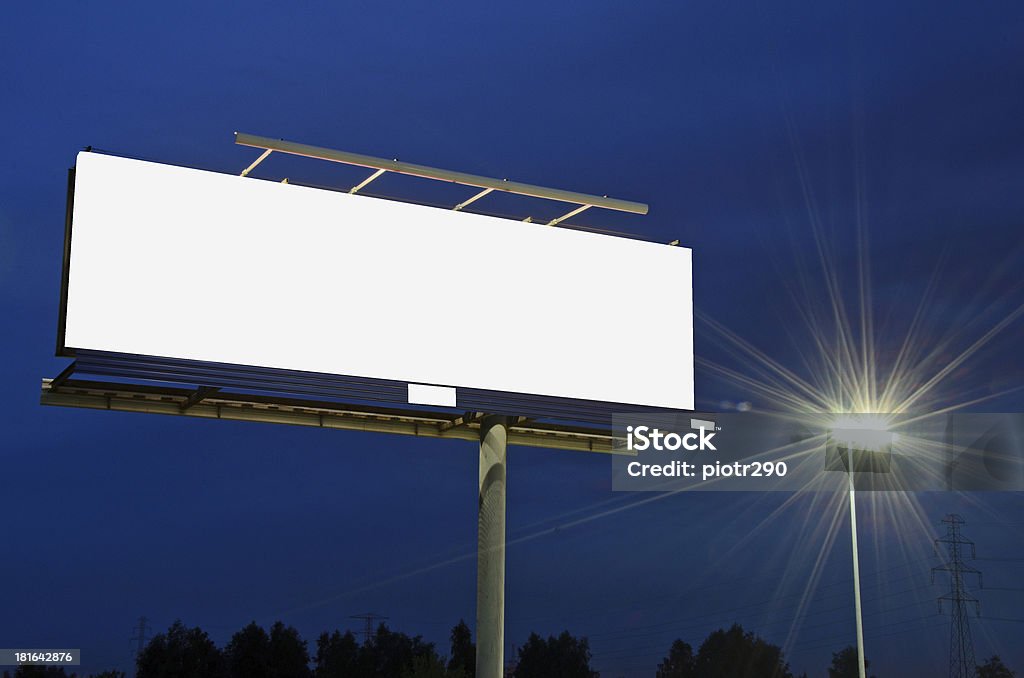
[{"x1": 848, "y1": 470, "x2": 867, "y2": 678}]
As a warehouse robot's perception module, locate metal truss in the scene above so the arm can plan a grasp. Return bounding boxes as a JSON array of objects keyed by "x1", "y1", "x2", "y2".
[
  {"x1": 40, "y1": 377, "x2": 623, "y2": 454},
  {"x1": 233, "y1": 132, "x2": 648, "y2": 224}
]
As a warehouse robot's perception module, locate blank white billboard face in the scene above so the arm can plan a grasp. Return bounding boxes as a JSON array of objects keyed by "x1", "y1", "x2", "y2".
[{"x1": 64, "y1": 152, "x2": 693, "y2": 410}]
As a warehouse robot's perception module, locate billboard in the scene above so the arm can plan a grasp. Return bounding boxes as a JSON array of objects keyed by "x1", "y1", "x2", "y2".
[{"x1": 60, "y1": 151, "x2": 693, "y2": 412}]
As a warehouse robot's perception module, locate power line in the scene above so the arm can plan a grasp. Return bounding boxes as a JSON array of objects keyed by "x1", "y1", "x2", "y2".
[
  {"x1": 589, "y1": 580, "x2": 940, "y2": 661},
  {"x1": 594, "y1": 612, "x2": 947, "y2": 666},
  {"x1": 593, "y1": 514, "x2": 1013, "y2": 675},
  {"x1": 787, "y1": 616, "x2": 947, "y2": 654},
  {"x1": 588, "y1": 550, "x2": 980, "y2": 667},
  {"x1": 534, "y1": 524, "x2": 1013, "y2": 675},
  {"x1": 932, "y1": 514, "x2": 982, "y2": 678},
  {"x1": 588, "y1": 565, "x2": 932, "y2": 646}
]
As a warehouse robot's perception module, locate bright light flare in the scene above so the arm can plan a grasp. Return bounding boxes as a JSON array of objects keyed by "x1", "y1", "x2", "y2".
[
  {"x1": 691, "y1": 150, "x2": 1024, "y2": 662},
  {"x1": 829, "y1": 414, "x2": 895, "y2": 452}
]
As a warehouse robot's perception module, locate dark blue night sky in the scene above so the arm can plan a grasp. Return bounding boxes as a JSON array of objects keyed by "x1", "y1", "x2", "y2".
[{"x1": 2, "y1": 2, "x2": 1023, "y2": 676}]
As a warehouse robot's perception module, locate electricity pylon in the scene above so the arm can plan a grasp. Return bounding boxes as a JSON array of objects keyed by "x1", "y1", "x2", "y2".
[
  {"x1": 351, "y1": 612, "x2": 388, "y2": 645},
  {"x1": 931, "y1": 514, "x2": 982, "y2": 678}
]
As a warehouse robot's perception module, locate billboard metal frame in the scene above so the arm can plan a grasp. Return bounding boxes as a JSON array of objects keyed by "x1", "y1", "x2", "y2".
[
  {"x1": 40, "y1": 377, "x2": 621, "y2": 454},
  {"x1": 53, "y1": 145, "x2": 687, "y2": 421},
  {"x1": 42, "y1": 134, "x2": 683, "y2": 678},
  {"x1": 50, "y1": 349, "x2": 671, "y2": 425},
  {"x1": 233, "y1": 132, "x2": 649, "y2": 221}
]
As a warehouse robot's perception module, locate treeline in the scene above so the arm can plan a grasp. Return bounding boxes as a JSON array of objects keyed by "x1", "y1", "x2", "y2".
[
  {"x1": 3, "y1": 621, "x2": 1016, "y2": 677},
  {"x1": 0, "y1": 619, "x2": 595, "y2": 678},
  {"x1": 135, "y1": 619, "x2": 477, "y2": 678},
  {"x1": 146, "y1": 620, "x2": 598, "y2": 678},
  {"x1": 654, "y1": 626, "x2": 1015, "y2": 678}
]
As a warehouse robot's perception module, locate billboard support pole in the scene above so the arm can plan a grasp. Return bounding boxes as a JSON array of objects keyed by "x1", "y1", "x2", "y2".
[{"x1": 477, "y1": 415, "x2": 509, "y2": 678}]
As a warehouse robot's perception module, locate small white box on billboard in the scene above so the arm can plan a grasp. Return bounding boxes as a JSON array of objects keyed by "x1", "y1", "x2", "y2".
[
  {"x1": 62, "y1": 151, "x2": 693, "y2": 412},
  {"x1": 408, "y1": 384, "x2": 458, "y2": 408}
]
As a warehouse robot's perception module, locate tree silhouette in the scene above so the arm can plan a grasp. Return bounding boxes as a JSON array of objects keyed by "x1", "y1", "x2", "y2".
[
  {"x1": 978, "y1": 655, "x2": 1016, "y2": 678},
  {"x1": 513, "y1": 631, "x2": 597, "y2": 678},
  {"x1": 828, "y1": 645, "x2": 873, "y2": 678},
  {"x1": 313, "y1": 624, "x2": 442, "y2": 678},
  {"x1": 136, "y1": 620, "x2": 224, "y2": 678},
  {"x1": 223, "y1": 620, "x2": 310, "y2": 678},
  {"x1": 363, "y1": 624, "x2": 442, "y2": 678},
  {"x1": 267, "y1": 621, "x2": 312, "y2": 678},
  {"x1": 224, "y1": 622, "x2": 271, "y2": 678},
  {"x1": 692, "y1": 624, "x2": 792, "y2": 678},
  {"x1": 401, "y1": 653, "x2": 447, "y2": 678},
  {"x1": 2, "y1": 663, "x2": 126, "y2": 677},
  {"x1": 447, "y1": 620, "x2": 475, "y2": 678},
  {"x1": 657, "y1": 639, "x2": 696, "y2": 677},
  {"x1": 1, "y1": 667, "x2": 123, "y2": 675},
  {"x1": 314, "y1": 630, "x2": 361, "y2": 677}
]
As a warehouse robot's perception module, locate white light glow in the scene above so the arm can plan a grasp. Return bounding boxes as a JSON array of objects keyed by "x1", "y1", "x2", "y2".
[{"x1": 829, "y1": 414, "x2": 894, "y2": 451}]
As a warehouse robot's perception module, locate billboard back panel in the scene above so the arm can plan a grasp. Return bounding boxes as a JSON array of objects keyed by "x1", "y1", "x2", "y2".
[{"x1": 63, "y1": 152, "x2": 693, "y2": 411}]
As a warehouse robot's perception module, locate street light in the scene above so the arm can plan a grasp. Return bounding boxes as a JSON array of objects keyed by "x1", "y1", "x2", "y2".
[{"x1": 825, "y1": 414, "x2": 895, "y2": 678}]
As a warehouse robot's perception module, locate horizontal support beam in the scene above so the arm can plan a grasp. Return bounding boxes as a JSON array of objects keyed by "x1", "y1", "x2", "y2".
[
  {"x1": 41, "y1": 378, "x2": 624, "y2": 455},
  {"x1": 234, "y1": 132, "x2": 648, "y2": 215}
]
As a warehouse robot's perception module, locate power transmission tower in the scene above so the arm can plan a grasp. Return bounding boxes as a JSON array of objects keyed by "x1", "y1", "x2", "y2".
[
  {"x1": 129, "y1": 616, "x2": 150, "y2": 678},
  {"x1": 350, "y1": 612, "x2": 388, "y2": 645},
  {"x1": 932, "y1": 514, "x2": 982, "y2": 678}
]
